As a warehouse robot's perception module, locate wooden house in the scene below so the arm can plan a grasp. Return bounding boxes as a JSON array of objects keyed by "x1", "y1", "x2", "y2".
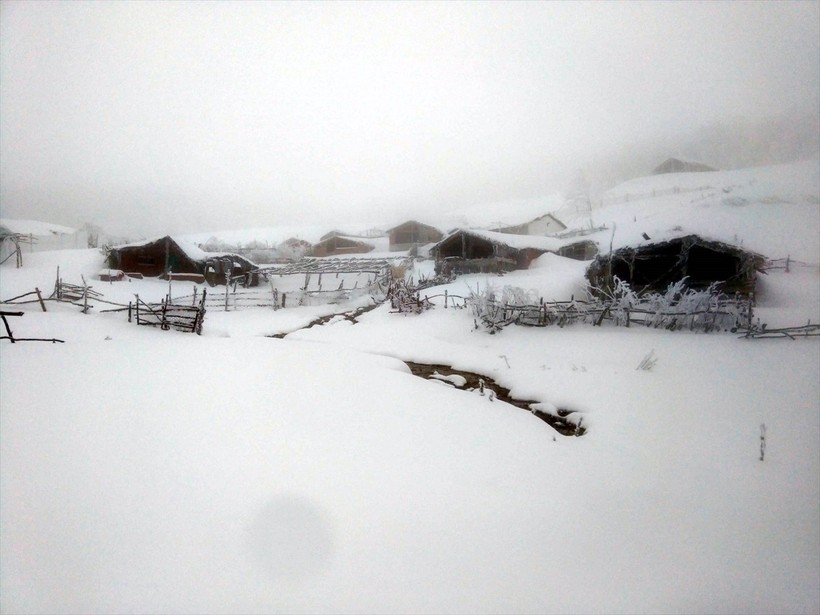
[
  {"x1": 106, "y1": 236, "x2": 259, "y2": 286},
  {"x1": 585, "y1": 234, "x2": 765, "y2": 296},
  {"x1": 311, "y1": 234, "x2": 375, "y2": 258},
  {"x1": 491, "y1": 213, "x2": 567, "y2": 237},
  {"x1": 431, "y1": 229, "x2": 562, "y2": 275},
  {"x1": 387, "y1": 220, "x2": 443, "y2": 252}
]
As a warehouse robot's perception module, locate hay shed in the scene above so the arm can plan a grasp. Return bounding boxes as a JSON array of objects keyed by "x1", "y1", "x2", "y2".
[{"x1": 586, "y1": 235, "x2": 765, "y2": 296}]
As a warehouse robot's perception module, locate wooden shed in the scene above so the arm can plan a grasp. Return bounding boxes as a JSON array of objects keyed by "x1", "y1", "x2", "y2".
[
  {"x1": 586, "y1": 235, "x2": 765, "y2": 296},
  {"x1": 107, "y1": 236, "x2": 202, "y2": 278},
  {"x1": 432, "y1": 229, "x2": 561, "y2": 276},
  {"x1": 107, "y1": 236, "x2": 259, "y2": 286},
  {"x1": 387, "y1": 220, "x2": 443, "y2": 252},
  {"x1": 311, "y1": 235, "x2": 375, "y2": 258}
]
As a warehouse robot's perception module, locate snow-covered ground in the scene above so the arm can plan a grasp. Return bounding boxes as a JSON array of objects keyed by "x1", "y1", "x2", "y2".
[{"x1": 1, "y1": 161, "x2": 819, "y2": 614}]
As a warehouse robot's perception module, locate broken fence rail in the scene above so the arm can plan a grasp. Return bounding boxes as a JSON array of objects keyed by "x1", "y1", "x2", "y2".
[
  {"x1": 0, "y1": 311, "x2": 65, "y2": 343},
  {"x1": 736, "y1": 322, "x2": 820, "y2": 340}
]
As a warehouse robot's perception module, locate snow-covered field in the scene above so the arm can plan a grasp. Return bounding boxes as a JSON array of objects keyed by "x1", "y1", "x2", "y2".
[{"x1": 1, "y1": 162, "x2": 819, "y2": 614}]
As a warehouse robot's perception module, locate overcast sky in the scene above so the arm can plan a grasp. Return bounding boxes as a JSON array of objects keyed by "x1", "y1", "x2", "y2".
[{"x1": 1, "y1": 1, "x2": 818, "y2": 237}]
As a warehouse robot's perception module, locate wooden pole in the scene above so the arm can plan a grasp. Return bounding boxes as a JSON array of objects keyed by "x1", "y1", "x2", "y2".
[
  {"x1": 128, "y1": 301, "x2": 132, "y2": 323},
  {"x1": 1, "y1": 313, "x2": 15, "y2": 343},
  {"x1": 35, "y1": 287, "x2": 47, "y2": 312}
]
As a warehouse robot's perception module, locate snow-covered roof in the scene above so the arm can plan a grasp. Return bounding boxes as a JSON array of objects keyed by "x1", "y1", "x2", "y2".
[
  {"x1": 385, "y1": 219, "x2": 444, "y2": 233},
  {"x1": 435, "y1": 228, "x2": 568, "y2": 253},
  {"x1": 111, "y1": 236, "x2": 208, "y2": 261},
  {"x1": 0, "y1": 218, "x2": 78, "y2": 236}
]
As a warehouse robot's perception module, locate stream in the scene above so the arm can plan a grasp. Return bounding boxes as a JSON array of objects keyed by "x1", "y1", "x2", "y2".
[{"x1": 267, "y1": 302, "x2": 586, "y2": 437}]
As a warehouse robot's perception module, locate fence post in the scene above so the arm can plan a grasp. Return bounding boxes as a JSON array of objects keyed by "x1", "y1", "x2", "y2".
[
  {"x1": 128, "y1": 301, "x2": 132, "y2": 323},
  {"x1": 35, "y1": 287, "x2": 47, "y2": 312},
  {"x1": 1, "y1": 313, "x2": 15, "y2": 343},
  {"x1": 444, "y1": 290, "x2": 448, "y2": 309},
  {"x1": 161, "y1": 299, "x2": 169, "y2": 330},
  {"x1": 135, "y1": 295, "x2": 140, "y2": 324}
]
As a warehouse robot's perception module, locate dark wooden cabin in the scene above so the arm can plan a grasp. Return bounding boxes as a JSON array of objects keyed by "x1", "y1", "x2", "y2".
[
  {"x1": 432, "y1": 229, "x2": 554, "y2": 276},
  {"x1": 107, "y1": 236, "x2": 201, "y2": 278},
  {"x1": 107, "y1": 236, "x2": 259, "y2": 286},
  {"x1": 311, "y1": 235, "x2": 374, "y2": 258},
  {"x1": 586, "y1": 235, "x2": 765, "y2": 296}
]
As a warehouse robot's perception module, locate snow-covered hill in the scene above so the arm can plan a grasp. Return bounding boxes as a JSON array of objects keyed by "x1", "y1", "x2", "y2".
[{"x1": 567, "y1": 160, "x2": 820, "y2": 263}]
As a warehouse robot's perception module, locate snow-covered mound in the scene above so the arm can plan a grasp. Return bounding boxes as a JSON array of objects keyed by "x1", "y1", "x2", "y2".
[{"x1": 0, "y1": 218, "x2": 78, "y2": 236}]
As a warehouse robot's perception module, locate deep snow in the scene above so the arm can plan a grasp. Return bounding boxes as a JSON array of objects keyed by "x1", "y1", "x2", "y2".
[{"x1": 1, "y1": 161, "x2": 818, "y2": 614}]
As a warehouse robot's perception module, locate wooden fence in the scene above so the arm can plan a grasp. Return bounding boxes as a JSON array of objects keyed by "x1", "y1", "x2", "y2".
[
  {"x1": 132, "y1": 293, "x2": 206, "y2": 334},
  {"x1": 468, "y1": 292, "x2": 753, "y2": 333}
]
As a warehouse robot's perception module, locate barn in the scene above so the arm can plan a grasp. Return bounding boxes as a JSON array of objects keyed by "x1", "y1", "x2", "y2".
[
  {"x1": 586, "y1": 234, "x2": 765, "y2": 296},
  {"x1": 387, "y1": 220, "x2": 443, "y2": 252},
  {"x1": 106, "y1": 236, "x2": 259, "y2": 286}
]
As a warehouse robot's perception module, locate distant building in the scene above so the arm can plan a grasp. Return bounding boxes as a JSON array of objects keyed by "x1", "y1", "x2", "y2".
[
  {"x1": 387, "y1": 220, "x2": 443, "y2": 252},
  {"x1": 311, "y1": 234, "x2": 375, "y2": 258},
  {"x1": 652, "y1": 158, "x2": 717, "y2": 175},
  {"x1": 431, "y1": 229, "x2": 560, "y2": 275},
  {"x1": 491, "y1": 213, "x2": 567, "y2": 237}
]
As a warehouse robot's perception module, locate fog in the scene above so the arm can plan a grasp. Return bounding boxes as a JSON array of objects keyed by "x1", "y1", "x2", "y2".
[{"x1": 1, "y1": 1, "x2": 818, "y2": 237}]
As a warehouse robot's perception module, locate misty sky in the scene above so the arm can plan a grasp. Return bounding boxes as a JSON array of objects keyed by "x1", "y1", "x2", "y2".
[{"x1": 1, "y1": 1, "x2": 818, "y2": 237}]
